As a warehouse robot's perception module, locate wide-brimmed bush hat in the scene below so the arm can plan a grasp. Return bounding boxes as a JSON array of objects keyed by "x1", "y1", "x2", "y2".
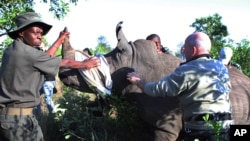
[{"x1": 8, "y1": 12, "x2": 52, "y2": 39}]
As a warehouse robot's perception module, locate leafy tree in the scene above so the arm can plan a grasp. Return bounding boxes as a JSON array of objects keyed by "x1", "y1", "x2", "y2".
[
  {"x1": 0, "y1": 0, "x2": 78, "y2": 38},
  {"x1": 0, "y1": 0, "x2": 33, "y2": 37},
  {"x1": 94, "y1": 35, "x2": 112, "y2": 55},
  {"x1": 190, "y1": 13, "x2": 229, "y2": 57},
  {"x1": 190, "y1": 13, "x2": 250, "y2": 77},
  {"x1": 232, "y1": 39, "x2": 250, "y2": 76},
  {"x1": 0, "y1": 0, "x2": 79, "y2": 64}
]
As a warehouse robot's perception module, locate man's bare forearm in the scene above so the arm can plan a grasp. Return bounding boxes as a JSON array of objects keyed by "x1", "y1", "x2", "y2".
[{"x1": 60, "y1": 58, "x2": 100, "y2": 69}]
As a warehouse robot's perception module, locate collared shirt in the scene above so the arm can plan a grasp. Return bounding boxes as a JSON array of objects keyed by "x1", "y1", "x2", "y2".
[
  {"x1": 144, "y1": 54, "x2": 232, "y2": 121},
  {"x1": 0, "y1": 39, "x2": 60, "y2": 108}
]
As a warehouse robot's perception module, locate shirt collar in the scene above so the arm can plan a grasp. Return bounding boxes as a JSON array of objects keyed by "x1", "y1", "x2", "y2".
[{"x1": 180, "y1": 54, "x2": 211, "y2": 66}]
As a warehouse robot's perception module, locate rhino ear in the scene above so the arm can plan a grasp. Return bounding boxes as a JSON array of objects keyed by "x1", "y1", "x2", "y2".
[
  {"x1": 116, "y1": 21, "x2": 132, "y2": 55},
  {"x1": 116, "y1": 21, "x2": 123, "y2": 38}
]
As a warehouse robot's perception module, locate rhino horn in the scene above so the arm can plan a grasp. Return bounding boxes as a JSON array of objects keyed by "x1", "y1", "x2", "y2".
[
  {"x1": 61, "y1": 27, "x2": 75, "y2": 60},
  {"x1": 115, "y1": 21, "x2": 132, "y2": 55}
]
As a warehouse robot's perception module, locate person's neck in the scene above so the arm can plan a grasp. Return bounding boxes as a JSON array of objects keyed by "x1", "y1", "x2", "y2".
[{"x1": 180, "y1": 54, "x2": 211, "y2": 65}]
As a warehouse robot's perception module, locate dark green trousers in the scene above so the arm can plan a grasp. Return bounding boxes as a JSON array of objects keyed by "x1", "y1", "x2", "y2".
[{"x1": 0, "y1": 114, "x2": 43, "y2": 141}]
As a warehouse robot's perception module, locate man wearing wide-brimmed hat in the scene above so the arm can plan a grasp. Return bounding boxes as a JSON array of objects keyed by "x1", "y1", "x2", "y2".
[
  {"x1": 7, "y1": 12, "x2": 52, "y2": 40},
  {"x1": 0, "y1": 12, "x2": 100, "y2": 141}
]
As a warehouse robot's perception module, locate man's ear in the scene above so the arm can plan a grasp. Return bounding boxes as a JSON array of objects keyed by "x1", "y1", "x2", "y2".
[
  {"x1": 18, "y1": 31, "x2": 24, "y2": 38},
  {"x1": 193, "y1": 46, "x2": 198, "y2": 56}
]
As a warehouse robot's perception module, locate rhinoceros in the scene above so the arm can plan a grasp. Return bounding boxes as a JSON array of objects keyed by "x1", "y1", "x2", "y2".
[{"x1": 59, "y1": 22, "x2": 250, "y2": 141}]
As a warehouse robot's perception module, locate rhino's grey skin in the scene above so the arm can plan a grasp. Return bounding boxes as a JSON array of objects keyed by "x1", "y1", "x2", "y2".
[
  {"x1": 105, "y1": 22, "x2": 183, "y2": 141},
  {"x1": 59, "y1": 27, "x2": 94, "y2": 93},
  {"x1": 59, "y1": 22, "x2": 250, "y2": 141},
  {"x1": 227, "y1": 67, "x2": 250, "y2": 125}
]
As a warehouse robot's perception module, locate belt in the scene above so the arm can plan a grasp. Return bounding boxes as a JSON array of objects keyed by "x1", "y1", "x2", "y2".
[
  {"x1": 0, "y1": 107, "x2": 33, "y2": 116},
  {"x1": 184, "y1": 128, "x2": 230, "y2": 136},
  {"x1": 187, "y1": 113, "x2": 232, "y2": 121}
]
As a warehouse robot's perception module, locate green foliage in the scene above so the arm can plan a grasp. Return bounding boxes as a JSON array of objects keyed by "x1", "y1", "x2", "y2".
[
  {"x1": 93, "y1": 36, "x2": 112, "y2": 55},
  {"x1": 0, "y1": 0, "x2": 79, "y2": 37},
  {"x1": 202, "y1": 114, "x2": 230, "y2": 141},
  {"x1": 56, "y1": 47, "x2": 63, "y2": 58},
  {"x1": 190, "y1": 13, "x2": 229, "y2": 57},
  {"x1": 0, "y1": 0, "x2": 80, "y2": 59},
  {"x1": 190, "y1": 13, "x2": 228, "y2": 41},
  {"x1": 35, "y1": 94, "x2": 66, "y2": 141},
  {"x1": 191, "y1": 13, "x2": 250, "y2": 77},
  {"x1": 38, "y1": 86, "x2": 147, "y2": 141},
  {"x1": 231, "y1": 39, "x2": 250, "y2": 76},
  {"x1": 0, "y1": 0, "x2": 34, "y2": 35},
  {"x1": 48, "y1": 0, "x2": 71, "y2": 20},
  {"x1": 0, "y1": 38, "x2": 11, "y2": 66},
  {"x1": 105, "y1": 95, "x2": 143, "y2": 134},
  {"x1": 55, "y1": 90, "x2": 104, "y2": 141},
  {"x1": 203, "y1": 114, "x2": 222, "y2": 141}
]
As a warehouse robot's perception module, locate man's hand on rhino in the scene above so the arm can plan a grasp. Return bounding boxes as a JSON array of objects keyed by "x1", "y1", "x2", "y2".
[{"x1": 83, "y1": 57, "x2": 101, "y2": 69}]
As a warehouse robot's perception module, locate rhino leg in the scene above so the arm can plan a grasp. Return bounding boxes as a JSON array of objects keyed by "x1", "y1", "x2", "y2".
[
  {"x1": 59, "y1": 27, "x2": 93, "y2": 93},
  {"x1": 135, "y1": 94, "x2": 182, "y2": 141},
  {"x1": 61, "y1": 27, "x2": 75, "y2": 60},
  {"x1": 58, "y1": 69, "x2": 94, "y2": 93}
]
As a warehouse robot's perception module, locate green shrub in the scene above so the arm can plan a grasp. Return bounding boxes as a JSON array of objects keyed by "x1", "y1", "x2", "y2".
[{"x1": 39, "y1": 87, "x2": 148, "y2": 141}]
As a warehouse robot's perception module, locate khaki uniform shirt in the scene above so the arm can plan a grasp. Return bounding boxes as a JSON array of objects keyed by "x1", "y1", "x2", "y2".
[{"x1": 0, "y1": 39, "x2": 60, "y2": 108}]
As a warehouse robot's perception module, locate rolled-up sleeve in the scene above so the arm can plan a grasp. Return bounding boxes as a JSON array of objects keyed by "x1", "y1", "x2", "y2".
[{"x1": 33, "y1": 52, "x2": 61, "y2": 76}]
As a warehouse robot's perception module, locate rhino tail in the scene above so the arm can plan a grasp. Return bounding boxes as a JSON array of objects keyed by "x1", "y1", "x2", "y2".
[{"x1": 62, "y1": 27, "x2": 75, "y2": 60}]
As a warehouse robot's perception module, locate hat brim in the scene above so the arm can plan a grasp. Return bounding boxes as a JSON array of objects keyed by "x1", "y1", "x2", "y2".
[{"x1": 8, "y1": 22, "x2": 52, "y2": 39}]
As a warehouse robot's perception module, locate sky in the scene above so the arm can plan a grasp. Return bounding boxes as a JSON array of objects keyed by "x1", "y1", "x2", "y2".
[{"x1": 5, "y1": 0, "x2": 250, "y2": 53}]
